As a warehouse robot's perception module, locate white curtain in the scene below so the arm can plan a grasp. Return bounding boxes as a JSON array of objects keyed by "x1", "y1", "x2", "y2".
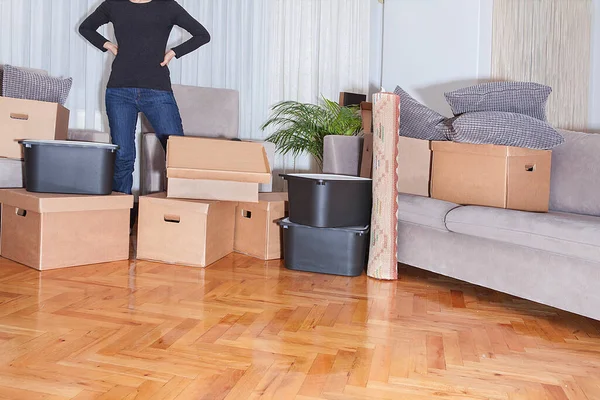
[
  {"x1": 492, "y1": 0, "x2": 593, "y2": 131},
  {"x1": 0, "y1": 0, "x2": 371, "y2": 191}
]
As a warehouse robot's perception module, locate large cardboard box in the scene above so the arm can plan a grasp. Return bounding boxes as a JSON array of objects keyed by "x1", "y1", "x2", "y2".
[
  {"x1": 0, "y1": 98, "x2": 69, "y2": 159},
  {"x1": 430, "y1": 142, "x2": 552, "y2": 212},
  {"x1": 397, "y1": 137, "x2": 432, "y2": 197},
  {"x1": 0, "y1": 190, "x2": 133, "y2": 270},
  {"x1": 234, "y1": 192, "x2": 288, "y2": 260},
  {"x1": 137, "y1": 192, "x2": 236, "y2": 267},
  {"x1": 166, "y1": 137, "x2": 271, "y2": 203}
]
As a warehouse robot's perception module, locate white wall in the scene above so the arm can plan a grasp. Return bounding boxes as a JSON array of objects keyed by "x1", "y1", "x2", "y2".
[
  {"x1": 590, "y1": 0, "x2": 600, "y2": 130},
  {"x1": 380, "y1": 0, "x2": 493, "y2": 116},
  {"x1": 369, "y1": 0, "x2": 384, "y2": 98}
]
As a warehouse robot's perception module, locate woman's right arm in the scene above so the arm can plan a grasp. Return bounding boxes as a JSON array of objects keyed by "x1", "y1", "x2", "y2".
[{"x1": 79, "y1": 2, "x2": 112, "y2": 52}]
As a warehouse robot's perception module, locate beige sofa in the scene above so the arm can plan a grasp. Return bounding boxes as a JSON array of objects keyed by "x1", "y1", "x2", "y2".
[{"x1": 396, "y1": 129, "x2": 600, "y2": 320}]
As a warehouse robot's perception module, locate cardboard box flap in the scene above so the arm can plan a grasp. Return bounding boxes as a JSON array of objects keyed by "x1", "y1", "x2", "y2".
[
  {"x1": 167, "y1": 167, "x2": 272, "y2": 184},
  {"x1": 258, "y1": 192, "x2": 288, "y2": 203},
  {"x1": 142, "y1": 192, "x2": 219, "y2": 215},
  {"x1": 167, "y1": 137, "x2": 272, "y2": 184},
  {"x1": 431, "y1": 141, "x2": 549, "y2": 158},
  {"x1": 238, "y1": 192, "x2": 289, "y2": 212},
  {"x1": 0, "y1": 189, "x2": 133, "y2": 213}
]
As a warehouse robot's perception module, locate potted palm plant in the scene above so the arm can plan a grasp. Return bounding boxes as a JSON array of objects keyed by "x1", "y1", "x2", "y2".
[{"x1": 262, "y1": 97, "x2": 363, "y2": 173}]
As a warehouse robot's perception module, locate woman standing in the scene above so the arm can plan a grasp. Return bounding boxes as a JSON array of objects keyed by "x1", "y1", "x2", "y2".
[{"x1": 79, "y1": 0, "x2": 210, "y2": 196}]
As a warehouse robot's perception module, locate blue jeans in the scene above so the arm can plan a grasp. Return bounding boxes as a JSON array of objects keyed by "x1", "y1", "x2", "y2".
[{"x1": 105, "y1": 88, "x2": 184, "y2": 195}]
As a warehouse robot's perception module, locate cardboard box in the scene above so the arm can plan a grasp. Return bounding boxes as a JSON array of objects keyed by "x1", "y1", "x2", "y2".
[
  {"x1": 137, "y1": 192, "x2": 236, "y2": 267},
  {"x1": 430, "y1": 142, "x2": 551, "y2": 212},
  {"x1": 397, "y1": 137, "x2": 432, "y2": 197},
  {"x1": 0, "y1": 190, "x2": 133, "y2": 270},
  {"x1": 0, "y1": 98, "x2": 69, "y2": 159},
  {"x1": 166, "y1": 137, "x2": 271, "y2": 202},
  {"x1": 360, "y1": 102, "x2": 374, "y2": 179},
  {"x1": 360, "y1": 133, "x2": 373, "y2": 178},
  {"x1": 234, "y1": 192, "x2": 288, "y2": 260}
]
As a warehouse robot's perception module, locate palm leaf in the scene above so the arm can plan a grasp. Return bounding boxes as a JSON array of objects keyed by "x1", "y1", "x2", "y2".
[{"x1": 262, "y1": 96, "x2": 363, "y2": 167}]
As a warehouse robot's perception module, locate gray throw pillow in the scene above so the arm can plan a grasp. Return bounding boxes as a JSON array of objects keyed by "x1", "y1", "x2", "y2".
[
  {"x1": 394, "y1": 86, "x2": 450, "y2": 141},
  {"x1": 444, "y1": 82, "x2": 552, "y2": 121},
  {"x1": 450, "y1": 111, "x2": 564, "y2": 150},
  {"x1": 2, "y1": 64, "x2": 72, "y2": 105}
]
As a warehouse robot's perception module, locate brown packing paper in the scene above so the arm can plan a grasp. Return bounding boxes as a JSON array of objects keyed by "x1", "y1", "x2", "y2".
[
  {"x1": 137, "y1": 193, "x2": 235, "y2": 267},
  {"x1": 0, "y1": 98, "x2": 69, "y2": 159},
  {"x1": 0, "y1": 191, "x2": 133, "y2": 270},
  {"x1": 430, "y1": 142, "x2": 551, "y2": 212},
  {"x1": 234, "y1": 192, "x2": 288, "y2": 260}
]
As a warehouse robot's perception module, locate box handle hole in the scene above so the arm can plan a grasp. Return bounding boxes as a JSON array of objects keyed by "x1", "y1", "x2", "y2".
[
  {"x1": 164, "y1": 214, "x2": 180, "y2": 224},
  {"x1": 525, "y1": 164, "x2": 536, "y2": 172},
  {"x1": 242, "y1": 210, "x2": 252, "y2": 219},
  {"x1": 10, "y1": 113, "x2": 29, "y2": 121},
  {"x1": 16, "y1": 209, "x2": 27, "y2": 217}
]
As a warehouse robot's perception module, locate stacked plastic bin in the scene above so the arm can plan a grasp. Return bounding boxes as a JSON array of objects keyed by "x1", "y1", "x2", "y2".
[{"x1": 279, "y1": 174, "x2": 372, "y2": 277}]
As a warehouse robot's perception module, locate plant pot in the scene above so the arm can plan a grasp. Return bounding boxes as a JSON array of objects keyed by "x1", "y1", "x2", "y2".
[{"x1": 322, "y1": 135, "x2": 364, "y2": 176}]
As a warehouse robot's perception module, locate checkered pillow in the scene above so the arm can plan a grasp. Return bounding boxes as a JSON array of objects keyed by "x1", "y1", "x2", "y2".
[
  {"x1": 445, "y1": 82, "x2": 552, "y2": 121},
  {"x1": 450, "y1": 111, "x2": 564, "y2": 150},
  {"x1": 2, "y1": 64, "x2": 72, "y2": 105},
  {"x1": 394, "y1": 86, "x2": 450, "y2": 141}
]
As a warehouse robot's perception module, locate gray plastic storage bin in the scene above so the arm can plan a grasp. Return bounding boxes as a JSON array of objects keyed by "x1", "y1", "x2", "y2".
[
  {"x1": 279, "y1": 218, "x2": 369, "y2": 277},
  {"x1": 281, "y1": 174, "x2": 372, "y2": 228},
  {"x1": 21, "y1": 140, "x2": 118, "y2": 195}
]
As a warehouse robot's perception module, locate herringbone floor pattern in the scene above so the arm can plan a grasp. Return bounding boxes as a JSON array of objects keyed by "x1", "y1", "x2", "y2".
[{"x1": 0, "y1": 253, "x2": 598, "y2": 399}]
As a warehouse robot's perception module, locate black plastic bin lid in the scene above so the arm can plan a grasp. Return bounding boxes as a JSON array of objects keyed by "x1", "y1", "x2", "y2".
[
  {"x1": 278, "y1": 218, "x2": 369, "y2": 233},
  {"x1": 281, "y1": 173, "x2": 372, "y2": 182},
  {"x1": 19, "y1": 140, "x2": 119, "y2": 151}
]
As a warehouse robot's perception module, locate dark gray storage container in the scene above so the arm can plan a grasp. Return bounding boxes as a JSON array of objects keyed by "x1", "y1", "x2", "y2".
[
  {"x1": 281, "y1": 174, "x2": 372, "y2": 228},
  {"x1": 21, "y1": 140, "x2": 118, "y2": 195},
  {"x1": 279, "y1": 218, "x2": 369, "y2": 277}
]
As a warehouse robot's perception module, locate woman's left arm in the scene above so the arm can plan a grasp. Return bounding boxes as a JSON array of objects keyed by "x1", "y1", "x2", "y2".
[{"x1": 170, "y1": 4, "x2": 211, "y2": 59}]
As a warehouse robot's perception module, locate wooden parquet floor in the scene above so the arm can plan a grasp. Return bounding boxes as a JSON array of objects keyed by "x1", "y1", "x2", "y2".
[{"x1": 0, "y1": 253, "x2": 598, "y2": 400}]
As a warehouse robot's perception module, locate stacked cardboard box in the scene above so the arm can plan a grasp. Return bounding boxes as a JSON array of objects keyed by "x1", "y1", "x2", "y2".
[
  {"x1": 0, "y1": 189, "x2": 133, "y2": 270},
  {"x1": 0, "y1": 73, "x2": 136, "y2": 270},
  {"x1": 0, "y1": 97, "x2": 69, "y2": 188},
  {"x1": 396, "y1": 138, "x2": 552, "y2": 212},
  {"x1": 137, "y1": 137, "x2": 288, "y2": 267}
]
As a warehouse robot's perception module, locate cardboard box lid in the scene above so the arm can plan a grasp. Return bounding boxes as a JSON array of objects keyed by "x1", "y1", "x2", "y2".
[
  {"x1": 166, "y1": 137, "x2": 272, "y2": 184},
  {"x1": 0, "y1": 189, "x2": 133, "y2": 213},
  {"x1": 0, "y1": 96, "x2": 69, "y2": 114},
  {"x1": 431, "y1": 141, "x2": 550, "y2": 157},
  {"x1": 141, "y1": 192, "x2": 224, "y2": 215}
]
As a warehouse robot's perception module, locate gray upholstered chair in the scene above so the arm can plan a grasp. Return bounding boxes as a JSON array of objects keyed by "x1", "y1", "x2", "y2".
[
  {"x1": 140, "y1": 84, "x2": 277, "y2": 195},
  {"x1": 140, "y1": 84, "x2": 240, "y2": 195}
]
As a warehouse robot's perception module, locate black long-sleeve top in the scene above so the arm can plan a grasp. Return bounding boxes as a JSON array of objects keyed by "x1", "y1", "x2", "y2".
[{"x1": 79, "y1": 0, "x2": 210, "y2": 91}]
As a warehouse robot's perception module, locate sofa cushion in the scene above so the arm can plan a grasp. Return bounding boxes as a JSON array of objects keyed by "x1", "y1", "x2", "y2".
[
  {"x1": 450, "y1": 111, "x2": 564, "y2": 150},
  {"x1": 2, "y1": 65, "x2": 72, "y2": 105},
  {"x1": 141, "y1": 84, "x2": 239, "y2": 138},
  {"x1": 0, "y1": 65, "x2": 47, "y2": 96},
  {"x1": 393, "y1": 86, "x2": 450, "y2": 141},
  {"x1": 550, "y1": 130, "x2": 600, "y2": 217},
  {"x1": 446, "y1": 206, "x2": 600, "y2": 262},
  {"x1": 398, "y1": 194, "x2": 459, "y2": 231},
  {"x1": 0, "y1": 158, "x2": 24, "y2": 188},
  {"x1": 444, "y1": 81, "x2": 552, "y2": 121}
]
